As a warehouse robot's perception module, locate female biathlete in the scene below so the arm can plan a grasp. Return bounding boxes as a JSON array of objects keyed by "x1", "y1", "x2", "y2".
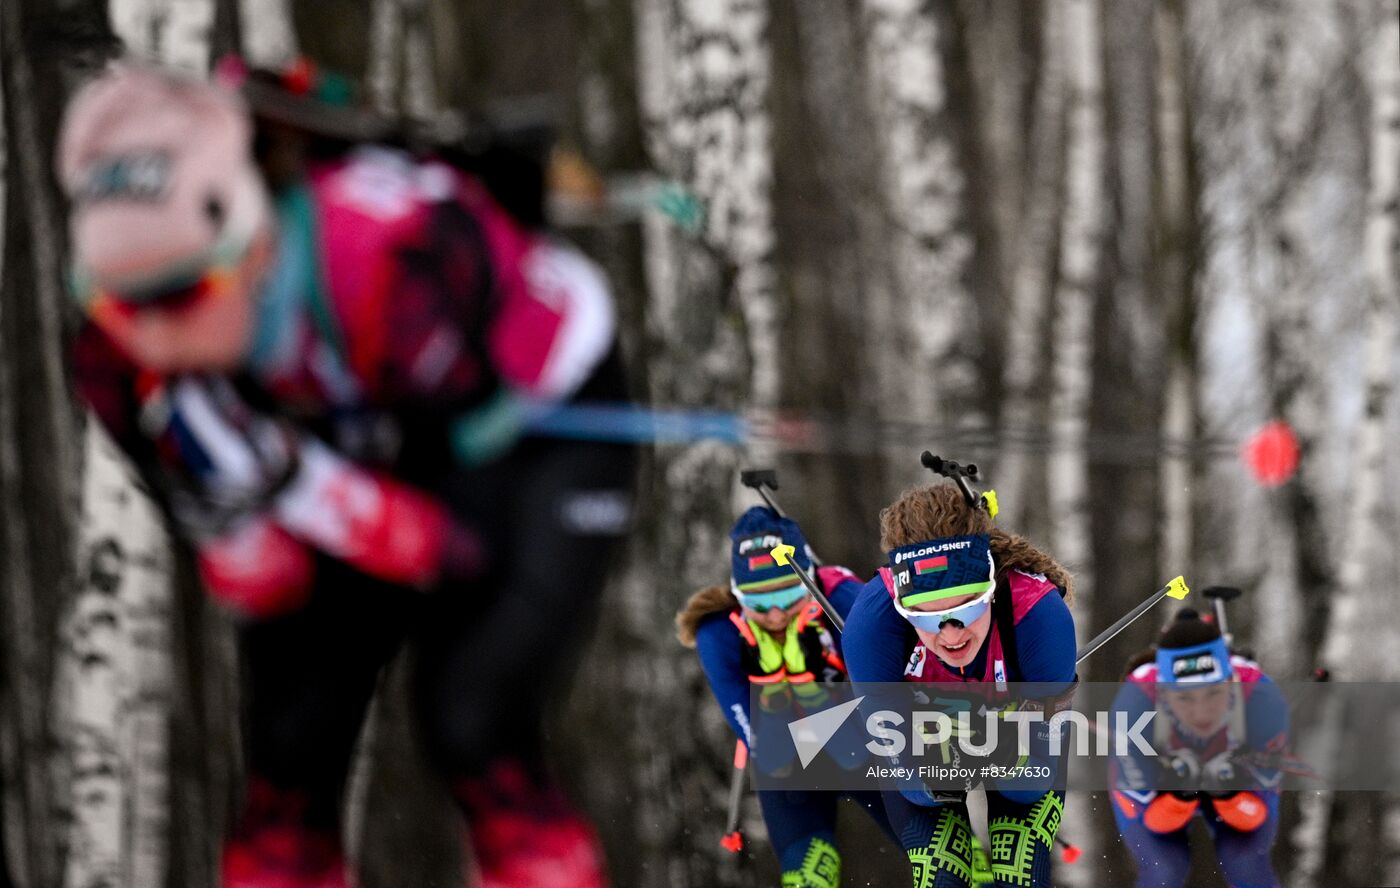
[
  {"x1": 1111, "y1": 610, "x2": 1286, "y2": 888},
  {"x1": 842, "y1": 482, "x2": 1077, "y2": 888},
  {"x1": 677, "y1": 506, "x2": 896, "y2": 888},
  {"x1": 59, "y1": 63, "x2": 635, "y2": 887}
]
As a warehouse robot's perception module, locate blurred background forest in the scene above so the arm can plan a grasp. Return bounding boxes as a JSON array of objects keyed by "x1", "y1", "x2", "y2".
[{"x1": 1, "y1": 0, "x2": 1398, "y2": 885}]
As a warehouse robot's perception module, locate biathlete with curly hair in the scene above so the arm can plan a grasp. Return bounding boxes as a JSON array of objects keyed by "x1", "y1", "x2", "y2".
[{"x1": 842, "y1": 483, "x2": 1077, "y2": 888}]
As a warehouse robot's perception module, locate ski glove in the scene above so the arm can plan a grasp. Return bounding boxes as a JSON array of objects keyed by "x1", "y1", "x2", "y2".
[
  {"x1": 146, "y1": 376, "x2": 485, "y2": 588},
  {"x1": 1208, "y1": 791, "x2": 1268, "y2": 832},
  {"x1": 141, "y1": 375, "x2": 298, "y2": 539},
  {"x1": 1142, "y1": 792, "x2": 1199, "y2": 834}
]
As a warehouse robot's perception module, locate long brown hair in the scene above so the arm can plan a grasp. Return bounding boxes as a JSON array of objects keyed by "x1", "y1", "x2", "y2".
[
  {"x1": 675, "y1": 584, "x2": 738, "y2": 648},
  {"x1": 879, "y1": 482, "x2": 1074, "y2": 604}
]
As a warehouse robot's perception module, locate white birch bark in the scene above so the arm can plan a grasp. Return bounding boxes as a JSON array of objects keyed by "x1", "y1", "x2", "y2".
[
  {"x1": 57, "y1": 426, "x2": 175, "y2": 888},
  {"x1": 1155, "y1": 0, "x2": 1196, "y2": 581},
  {"x1": 109, "y1": 0, "x2": 216, "y2": 73},
  {"x1": 1187, "y1": 0, "x2": 1360, "y2": 877},
  {"x1": 237, "y1": 0, "x2": 297, "y2": 69},
  {"x1": 1236, "y1": 0, "x2": 1343, "y2": 669},
  {"x1": 401, "y1": 0, "x2": 438, "y2": 122},
  {"x1": 1048, "y1": 0, "x2": 1105, "y2": 621},
  {"x1": 615, "y1": 2, "x2": 780, "y2": 881},
  {"x1": 859, "y1": 0, "x2": 978, "y2": 426},
  {"x1": 1321, "y1": 0, "x2": 1400, "y2": 678},
  {"x1": 55, "y1": 5, "x2": 216, "y2": 885},
  {"x1": 366, "y1": 0, "x2": 404, "y2": 114},
  {"x1": 365, "y1": 0, "x2": 437, "y2": 121},
  {"x1": 638, "y1": 0, "x2": 780, "y2": 456},
  {"x1": 787, "y1": 0, "x2": 905, "y2": 454},
  {"x1": 1, "y1": 0, "x2": 90, "y2": 881},
  {"x1": 997, "y1": 0, "x2": 1065, "y2": 528}
]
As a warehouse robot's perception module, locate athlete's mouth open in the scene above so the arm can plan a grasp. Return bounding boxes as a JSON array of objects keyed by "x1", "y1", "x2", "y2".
[{"x1": 940, "y1": 637, "x2": 971, "y2": 653}]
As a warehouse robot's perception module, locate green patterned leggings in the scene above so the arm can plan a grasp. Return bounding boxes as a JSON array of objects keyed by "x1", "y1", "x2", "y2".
[
  {"x1": 894, "y1": 792, "x2": 1063, "y2": 888},
  {"x1": 780, "y1": 836, "x2": 842, "y2": 888}
]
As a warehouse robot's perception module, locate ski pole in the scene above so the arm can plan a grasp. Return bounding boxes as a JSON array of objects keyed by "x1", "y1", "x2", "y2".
[
  {"x1": 740, "y1": 468, "x2": 845, "y2": 632},
  {"x1": 770, "y1": 542, "x2": 844, "y2": 633},
  {"x1": 719, "y1": 740, "x2": 748, "y2": 852},
  {"x1": 1076, "y1": 577, "x2": 1191, "y2": 666},
  {"x1": 1201, "y1": 586, "x2": 1241, "y2": 646}
]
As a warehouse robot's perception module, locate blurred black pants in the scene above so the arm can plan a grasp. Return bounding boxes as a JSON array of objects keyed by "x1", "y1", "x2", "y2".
[{"x1": 236, "y1": 434, "x2": 637, "y2": 832}]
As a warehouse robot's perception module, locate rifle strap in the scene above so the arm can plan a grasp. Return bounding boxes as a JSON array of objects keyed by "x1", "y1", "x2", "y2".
[{"x1": 993, "y1": 571, "x2": 1022, "y2": 682}]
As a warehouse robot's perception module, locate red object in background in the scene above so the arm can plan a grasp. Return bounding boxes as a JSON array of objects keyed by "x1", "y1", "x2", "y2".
[
  {"x1": 1244, "y1": 420, "x2": 1301, "y2": 487},
  {"x1": 1060, "y1": 842, "x2": 1082, "y2": 864},
  {"x1": 282, "y1": 57, "x2": 317, "y2": 95}
]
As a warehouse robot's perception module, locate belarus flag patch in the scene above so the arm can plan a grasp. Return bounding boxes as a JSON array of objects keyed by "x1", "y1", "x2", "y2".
[{"x1": 914, "y1": 556, "x2": 948, "y2": 575}]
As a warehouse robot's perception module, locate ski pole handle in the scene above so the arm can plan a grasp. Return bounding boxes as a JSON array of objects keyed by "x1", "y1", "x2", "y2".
[
  {"x1": 921, "y1": 451, "x2": 981, "y2": 508},
  {"x1": 1076, "y1": 577, "x2": 1190, "y2": 666},
  {"x1": 739, "y1": 468, "x2": 825, "y2": 564},
  {"x1": 1201, "y1": 586, "x2": 1241, "y2": 646}
]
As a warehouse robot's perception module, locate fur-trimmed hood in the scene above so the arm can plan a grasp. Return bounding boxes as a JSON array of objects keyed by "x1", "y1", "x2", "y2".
[{"x1": 675, "y1": 584, "x2": 738, "y2": 648}]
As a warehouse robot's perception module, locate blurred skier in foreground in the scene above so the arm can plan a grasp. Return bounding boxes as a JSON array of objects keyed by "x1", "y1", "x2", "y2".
[{"x1": 59, "y1": 60, "x2": 635, "y2": 888}]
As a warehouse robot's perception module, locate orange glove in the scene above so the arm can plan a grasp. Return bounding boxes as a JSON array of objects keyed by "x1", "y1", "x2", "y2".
[
  {"x1": 1143, "y1": 792, "x2": 1199, "y2": 834},
  {"x1": 1210, "y1": 792, "x2": 1269, "y2": 832}
]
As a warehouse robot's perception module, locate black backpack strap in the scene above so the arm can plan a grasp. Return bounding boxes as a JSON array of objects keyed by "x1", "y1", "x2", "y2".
[{"x1": 993, "y1": 571, "x2": 1021, "y2": 682}]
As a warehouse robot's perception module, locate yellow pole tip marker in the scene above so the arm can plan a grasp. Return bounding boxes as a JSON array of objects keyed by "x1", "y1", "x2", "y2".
[
  {"x1": 982, "y1": 490, "x2": 1000, "y2": 520},
  {"x1": 1166, "y1": 576, "x2": 1190, "y2": 600},
  {"x1": 771, "y1": 543, "x2": 796, "y2": 566}
]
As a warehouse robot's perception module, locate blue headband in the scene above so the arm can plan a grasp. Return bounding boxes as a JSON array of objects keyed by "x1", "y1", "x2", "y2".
[
  {"x1": 887, "y1": 534, "x2": 995, "y2": 607},
  {"x1": 730, "y1": 506, "x2": 812, "y2": 595},
  {"x1": 1156, "y1": 637, "x2": 1232, "y2": 685}
]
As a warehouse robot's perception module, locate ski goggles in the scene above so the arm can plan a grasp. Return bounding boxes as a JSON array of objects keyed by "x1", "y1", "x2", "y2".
[
  {"x1": 893, "y1": 584, "x2": 995, "y2": 632},
  {"x1": 731, "y1": 577, "x2": 810, "y2": 614},
  {"x1": 85, "y1": 264, "x2": 239, "y2": 338}
]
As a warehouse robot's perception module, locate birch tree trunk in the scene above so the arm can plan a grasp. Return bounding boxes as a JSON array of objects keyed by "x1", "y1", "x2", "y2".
[
  {"x1": 573, "y1": 2, "x2": 782, "y2": 884},
  {"x1": 996, "y1": 0, "x2": 1065, "y2": 531},
  {"x1": 236, "y1": 0, "x2": 296, "y2": 69},
  {"x1": 2, "y1": 1, "x2": 113, "y2": 884},
  {"x1": 1047, "y1": 4, "x2": 1106, "y2": 880},
  {"x1": 1185, "y1": 0, "x2": 1361, "y2": 881},
  {"x1": 58, "y1": 428, "x2": 176, "y2": 888},
  {"x1": 54, "y1": 4, "x2": 213, "y2": 886},
  {"x1": 1320, "y1": 0, "x2": 1399, "y2": 680},
  {"x1": 859, "y1": 0, "x2": 980, "y2": 430},
  {"x1": 771, "y1": 0, "x2": 904, "y2": 537},
  {"x1": 1047, "y1": 0, "x2": 1104, "y2": 633},
  {"x1": 1248, "y1": 0, "x2": 1344, "y2": 676},
  {"x1": 1306, "y1": 5, "x2": 1400, "y2": 883},
  {"x1": 1153, "y1": 0, "x2": 1200, "y2": 597},
  {"x1": 108, "y1": 0, "x2": 215, "y2": 72}
]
